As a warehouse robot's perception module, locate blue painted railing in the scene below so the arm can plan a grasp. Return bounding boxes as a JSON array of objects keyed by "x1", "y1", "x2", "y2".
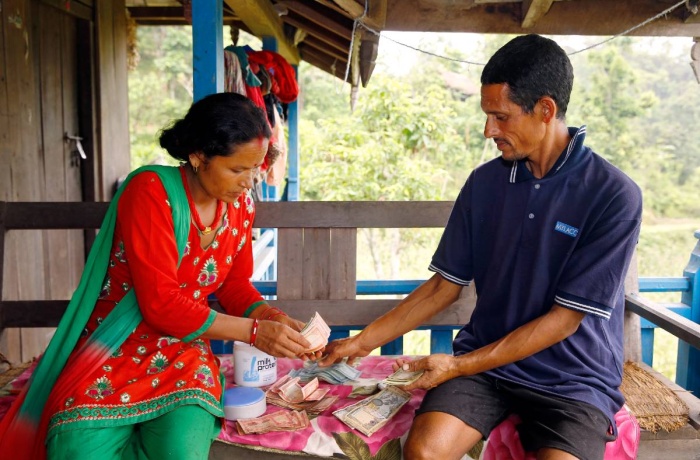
[{"x1": 218, "y1": 230, "x2": 700, "y2": 394}]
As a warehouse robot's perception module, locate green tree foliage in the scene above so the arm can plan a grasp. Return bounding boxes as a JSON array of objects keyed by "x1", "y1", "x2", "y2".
[{"x1": 129, "y1": 26, "x2": 195, "y2": 167}]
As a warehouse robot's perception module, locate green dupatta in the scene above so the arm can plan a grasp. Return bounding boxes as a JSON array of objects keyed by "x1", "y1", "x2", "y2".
[{"x1": 0, "y1": 165, "x2": 190, "y2": 459}]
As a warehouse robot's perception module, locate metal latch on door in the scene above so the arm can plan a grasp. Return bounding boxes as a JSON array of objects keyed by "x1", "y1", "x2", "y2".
[{"x1": 64, "y1": 133, "x2": 87, "y2": 165}]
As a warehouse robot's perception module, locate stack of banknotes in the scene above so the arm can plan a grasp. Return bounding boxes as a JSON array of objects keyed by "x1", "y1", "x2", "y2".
[
  {"x1": 288, "y1": 360, "x2": 362, "y2": 384},
  {"x1": 235, "y1": 409, "x2": 310, "y2": 435},
  {"x1": 266, "y1": 374, "x2": 338, "y2": 415},
  {"x1": 333, "y1": 385, "x2": 412, "y2": 436},
  {"x1": 300, "y1": 312, "x2": 331, "y2": 353},
  {"x1": 381, "y1": 367, "x2": 424, "y2": 387}
]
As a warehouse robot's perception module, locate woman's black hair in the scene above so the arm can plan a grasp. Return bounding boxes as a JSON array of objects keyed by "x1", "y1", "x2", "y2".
[
  {"x1": 481, "y1": 34, "x2": 573, "y2": 119},
  {"x1": 159, "y1": 92, "x2": 272, "y2": 162}
]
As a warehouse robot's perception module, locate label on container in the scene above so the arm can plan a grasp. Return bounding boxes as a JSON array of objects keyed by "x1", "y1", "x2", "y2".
[{"x1": 233, "y1": 341, "x2": 277, "y2": 387}]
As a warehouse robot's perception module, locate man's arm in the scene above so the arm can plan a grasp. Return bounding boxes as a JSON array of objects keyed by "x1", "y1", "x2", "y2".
[
  {"x1": 400, "y1": 304, "x2": 585, "y2": 390},
  {"x1": 319, "y1": 273, "x2": 463, "y2": 365}
]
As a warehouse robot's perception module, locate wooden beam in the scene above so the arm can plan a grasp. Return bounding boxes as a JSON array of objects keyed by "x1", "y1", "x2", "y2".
[
  {"x1": 359, "y1": 30, "x2": 379, "y2": 87},
  {"x1": 298, "y1": 52, "x2": 347, "y2": 80},
  {"x1": 127, "y1": 7, "x2": 241, "y2": 24},
  {"x1": 280, "y1": 1, "x2": 353, "y2": 39},
  {"x1": 303, "y1": 35, "x2": 350, "y2": 61},
  {"x1": 224, "y1": 0, "x2": 300, "y2": 64},
  {"x1": 521, "y1": 0, "x2": 554, "y2": 29},
  {"x1": 299, "y1": 45, "x2": 347, "y2": 69},
  {"x1": 332, "y1": 0, "x2": 387, "y2": 30},
  {"x1": 385, "y1": 0, "x2": 700, "y2": 36},
  {"x1": 284, "y1": 14, "x2": 350, "y2": 54},
  {"x1": 253, "y1": 201, "x2": 454, "y2": 228}
]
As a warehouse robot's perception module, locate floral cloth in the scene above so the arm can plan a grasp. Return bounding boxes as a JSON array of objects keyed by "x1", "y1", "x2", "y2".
[
  {"x1": 1, "y1": 355, "x2": 641, "y2": 459},
  {"x1": 46, "y1": 169, "x2": 265, "y2": 437},
  {"x1": 220, "y1": 356, "x2": 639, "y2": 460}
]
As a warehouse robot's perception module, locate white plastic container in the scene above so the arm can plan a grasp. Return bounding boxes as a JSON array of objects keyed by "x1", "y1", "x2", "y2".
[
  {"x1": 233, "y1": 341, "x2": 277, "y2": 387},
  {"x1": 223, "y1": 387, "x2": 266, "y2": 420}
]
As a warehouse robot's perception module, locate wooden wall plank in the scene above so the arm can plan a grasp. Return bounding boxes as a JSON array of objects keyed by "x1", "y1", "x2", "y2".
[
  {"x1": 329, "y1": 228, "x2": 356, "y2": 300},
  {"x1": 302, "y1": 228, "x2": 330, "y2": 300},
  {"x1": 95, "y1": 0, "x2": 130, "y2": 201},
  {"x1": 276, "y1": 228, "x2": 303, "y2": 299},
  {"x1": 1, "y1": 0, "x2": 47, "y2": 363},
  {"x1": 0, "y1": 6, "x2": 14, "y2": 356}
]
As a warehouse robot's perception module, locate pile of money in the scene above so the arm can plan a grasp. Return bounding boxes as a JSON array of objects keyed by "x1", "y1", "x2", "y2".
[
  {"x1": 266, "y1": 374, "x2": 338, "y2": 415},
  {"x1": 268, "y1": 375, "x2": 329, "y2": 403},
  {"x1": 333, "y1": 385, "x2": 411, "y2": 436},
  {"x1": 236, "y1": 409, "x2": 310, "y2": 435},
  {"x1": 288, "y1": 360, "x2": 361, "y2": 384},
  {"x1": 381, "y1": 368, "x2": 424, "y2": 387},
  {"x1": 300, "y1": 312, "x2": 331, "y2": 353}
]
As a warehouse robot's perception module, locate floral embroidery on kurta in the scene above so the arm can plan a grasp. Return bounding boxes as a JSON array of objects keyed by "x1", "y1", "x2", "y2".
[
  {"x1": 86, "y1": 376, "x2": 115, "y2": 400},
  {"x1": 147, "y1": 351, "x2": 169, "y2": 374},
  {"x1": 194, "y1": 365, "x2": 216, "y2": 388},
  {"x1": 198, "y1": 256, "x2": 218, "y2": 287},
  {"x1": 46, "y1": 169, "x2": 264, "y2": 436}
]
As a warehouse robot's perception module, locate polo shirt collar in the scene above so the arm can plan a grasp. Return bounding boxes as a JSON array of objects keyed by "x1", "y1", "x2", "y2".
[{"x1": 509, "y1": 125, "x2": 587, "y2": 183}]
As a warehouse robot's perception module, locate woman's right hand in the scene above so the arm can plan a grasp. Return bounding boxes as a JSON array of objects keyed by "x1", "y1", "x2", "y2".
[{"x1": 253, "y1": 320, "x2": 311, "y2": 358}]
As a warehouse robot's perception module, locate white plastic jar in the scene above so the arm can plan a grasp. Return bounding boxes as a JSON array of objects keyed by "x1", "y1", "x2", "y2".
[{"x1": 233, "y1": 341, "x2": 277, "y2": 387}]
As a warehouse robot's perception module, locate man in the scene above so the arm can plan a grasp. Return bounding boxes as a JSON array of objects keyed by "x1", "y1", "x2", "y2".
[{"x1": 320, "y1": 34, "x2": 642, "y2": 460}]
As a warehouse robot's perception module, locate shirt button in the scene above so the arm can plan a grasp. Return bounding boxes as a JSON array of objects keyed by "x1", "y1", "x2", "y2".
[
  {"x1": 534, "y1": 184, "x2": 541, "y2": 189},
  {"x1": 529, "y1": 213, "x2": 535, "y2": 219}
]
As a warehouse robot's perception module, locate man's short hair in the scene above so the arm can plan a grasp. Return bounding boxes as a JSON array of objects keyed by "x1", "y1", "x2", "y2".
[{"x1": 481, "y1": 34, "x2": 573, "y2": 119}]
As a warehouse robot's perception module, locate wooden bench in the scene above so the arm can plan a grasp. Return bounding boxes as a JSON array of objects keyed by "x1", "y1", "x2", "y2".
[{"x1": 1, "y1": 200, "x2": 700, "y2": 459}]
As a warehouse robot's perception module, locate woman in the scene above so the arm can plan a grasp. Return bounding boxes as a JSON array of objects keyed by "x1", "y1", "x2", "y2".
[{"x1": 0, "y1": 93, "x2": 312, "y2": 459}]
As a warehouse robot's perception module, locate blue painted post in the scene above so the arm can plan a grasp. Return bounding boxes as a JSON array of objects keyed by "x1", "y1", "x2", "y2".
[
  {"x1": 381, "y1": 337, "x2": 404, "y2": 356},
  {"x1": 192, "y1": 1, "x2": 223, "y2": 102},
  {"x1": 330, "y1": 328, "x2": 350, "y2": 342},
  {"x1": 676, "y1": 230, "x2": 700, "y2": 392},
  {"x1": 641, "y1": 328, "x2": 654, "y2": 366},
  {"x1": 192, "y1": 1, "x2": 224, "y2": 354},
  {"x1": 287, "y1": 66, "x2": 300, "y2": 202},
  {"x1": 431, "y1": 330, "x2": 454, "y2": 355}
]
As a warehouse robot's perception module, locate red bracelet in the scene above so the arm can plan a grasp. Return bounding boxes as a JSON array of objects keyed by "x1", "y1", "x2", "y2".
[{"x1": 249, "y1": 319, "x2": 259, "y2": 346}]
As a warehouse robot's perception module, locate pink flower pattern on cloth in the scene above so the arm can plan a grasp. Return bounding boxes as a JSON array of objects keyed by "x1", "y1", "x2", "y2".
[
  {"x1": 0, "y1": 357, "x2": 639, "y2": 459},
  {"x1": 482, "y1": 405, "x2": 640, "y2": 460},
  {"x1": 218, "y1": 356, "x2": 426, "y2": 456}
]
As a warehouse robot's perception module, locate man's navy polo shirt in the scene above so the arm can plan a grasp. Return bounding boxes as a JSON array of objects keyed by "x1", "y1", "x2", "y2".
[{"x1": 429, "y1": 126, "x2": 642, "y2": 427}]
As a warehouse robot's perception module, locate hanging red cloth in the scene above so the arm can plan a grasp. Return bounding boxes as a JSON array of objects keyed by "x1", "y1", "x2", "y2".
[{"x1": 247, "y1": 50, "x2": 299, "y2": 103}]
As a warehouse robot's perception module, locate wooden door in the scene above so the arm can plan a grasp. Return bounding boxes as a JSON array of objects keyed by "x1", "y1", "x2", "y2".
[{"x1": 0, "y1": 1, "x2": 87, "y2": 363}]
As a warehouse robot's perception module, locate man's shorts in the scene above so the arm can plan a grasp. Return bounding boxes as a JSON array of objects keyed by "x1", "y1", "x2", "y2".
[{"x1": 416, "y1": 373, "x2": 615, "y2": 460}]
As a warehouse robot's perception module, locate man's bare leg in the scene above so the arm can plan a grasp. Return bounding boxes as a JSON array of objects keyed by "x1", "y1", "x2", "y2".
[
  {"x1": 403, "y1": 411, "x2": 483, "y2": 460},
  {"x1": 537, "y1": 447, "x2": 579, "y2": 460}
]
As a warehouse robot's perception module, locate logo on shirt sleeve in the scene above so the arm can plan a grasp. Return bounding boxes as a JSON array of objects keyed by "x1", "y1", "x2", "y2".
[{"x1": 554, "y1": 221, "x2": 579, "y2": 238}]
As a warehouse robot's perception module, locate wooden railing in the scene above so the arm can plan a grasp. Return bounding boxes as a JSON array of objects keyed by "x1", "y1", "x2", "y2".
[{"x1": 2, "y1": 200, "x2": 700, "y2": 392}]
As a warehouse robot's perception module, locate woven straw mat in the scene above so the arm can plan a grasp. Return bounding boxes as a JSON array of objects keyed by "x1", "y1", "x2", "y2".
[{"x1": 621, "y1": 361, "x2": 689, "y2": 433}]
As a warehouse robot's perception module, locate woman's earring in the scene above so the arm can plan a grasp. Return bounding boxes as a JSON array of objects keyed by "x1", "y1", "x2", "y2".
[{"x1": 192, "y1": 164, "x2": 199, "y2": 174}]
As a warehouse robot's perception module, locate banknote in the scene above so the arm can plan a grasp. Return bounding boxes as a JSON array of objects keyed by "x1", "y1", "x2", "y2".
[
  {"x1": 333, "y1": 385, "x2": 411, "y2": 436},
  {"x1": 382, "y1": 367, "x2": 424, "y2": 387},
  {"x1": 288, "y1": 360, "x2": 361, "y2": 384},
  {"x1": 236, "y1": 409, "x2": 310, "y2": 434},
  {"x1": 266, "y1": 374, "x2": 335, "y2": 414},
  {"x1": 300, "y1": 312, "x2": 331, "y2": 353}
]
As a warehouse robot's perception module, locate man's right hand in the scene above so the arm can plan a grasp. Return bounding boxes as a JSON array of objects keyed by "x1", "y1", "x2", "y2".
[{"x1": 317, "y1": 335, "x2": 371, "y2": 367}]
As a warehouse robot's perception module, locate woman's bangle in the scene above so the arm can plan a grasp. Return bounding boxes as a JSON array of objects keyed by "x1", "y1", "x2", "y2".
[{"x1": 249, "y1": 319, "x2": 259, "y2": 346}]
